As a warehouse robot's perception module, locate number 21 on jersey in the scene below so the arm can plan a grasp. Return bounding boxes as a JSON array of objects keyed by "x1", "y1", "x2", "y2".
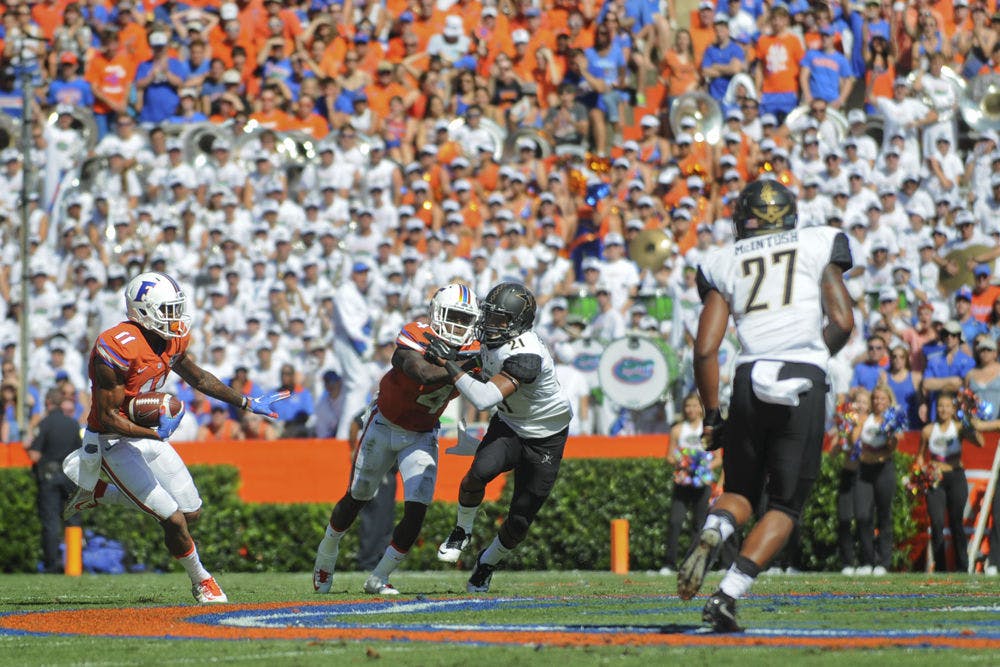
[{"x1": 742, "y1": 249, "x2": 797, "y2": 313}]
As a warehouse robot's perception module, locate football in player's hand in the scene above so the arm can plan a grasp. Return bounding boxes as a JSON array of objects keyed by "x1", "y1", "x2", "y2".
[{"x1": 127, "y1": 392, "x2": 183, "y2": 427}]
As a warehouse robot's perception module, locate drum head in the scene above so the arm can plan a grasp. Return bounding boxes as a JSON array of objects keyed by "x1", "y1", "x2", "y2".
[{"x1": 598, "y1": 336, "x2": 670, "y2": 410}]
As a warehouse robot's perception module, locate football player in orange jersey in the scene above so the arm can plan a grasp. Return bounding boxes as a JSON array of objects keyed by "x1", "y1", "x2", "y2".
[
  {"x1": 62, "y1": 272, "x2": 288, "y2": 603},
  {"x1": 313, "y1": 284, "x2": 481, "y2": 595}
]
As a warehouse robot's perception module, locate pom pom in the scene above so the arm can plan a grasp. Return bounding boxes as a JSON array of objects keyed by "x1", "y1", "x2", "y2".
[
  {"x1": 674, "y1": 447, "x2": 715, "y2": 488},
  {"x1": 880, "y1": 405, "x2": 907, "y2": 436}
]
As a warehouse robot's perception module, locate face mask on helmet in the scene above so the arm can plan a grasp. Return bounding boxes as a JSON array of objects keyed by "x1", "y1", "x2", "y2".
[
  {"x1": 430, "y1": 284, "x2": 480, "y2": 346},
  {"x1": 125, "y1": 272, "x2": 192, "y2": 339}
]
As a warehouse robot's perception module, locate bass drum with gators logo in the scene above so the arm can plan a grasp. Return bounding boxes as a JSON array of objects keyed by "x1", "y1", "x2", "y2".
[{"x1": 597, "y1": 336, "x2": 670, "y2": 410}]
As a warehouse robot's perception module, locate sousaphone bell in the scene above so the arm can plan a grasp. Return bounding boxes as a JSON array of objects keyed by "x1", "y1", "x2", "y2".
[{"x1": 629, "y1": 229, "x2": 673, "y2": 270}]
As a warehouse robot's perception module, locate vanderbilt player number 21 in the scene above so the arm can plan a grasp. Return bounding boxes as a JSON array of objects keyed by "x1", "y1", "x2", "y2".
[{"x1": 679, "y1": 181, "x2": 855, "y2": 631}]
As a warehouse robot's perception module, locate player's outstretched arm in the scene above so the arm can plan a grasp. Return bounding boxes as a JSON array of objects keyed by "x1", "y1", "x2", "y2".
[
  {"x1": 424, "y1": 338, "x2": 533, "y2": 411},
  {"x1": 93, "y1": 363, "x2": 161, "y2": 440},
  {"x1": 173, "y1": 353, "x2": 289, "y2": 417},
  {"x1": 820, "y1": 264, "x2": 854, "y2": 356},
  {"x1": 393, "y1": 346, "x2": 455, "y2": 385}
]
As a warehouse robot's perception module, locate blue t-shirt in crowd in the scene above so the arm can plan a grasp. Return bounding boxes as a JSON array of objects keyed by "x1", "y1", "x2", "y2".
[
  {"x1": 134, "y1": 58, "x2": 192, "y2": 123},
  {"x1": 598, "y1": 0, "x2": 657, "y2": 30},
  {"x1": 801, "y1": 49, "x2": 853, "y2": 102},
  {"x1": 960, "y1": 317, "x2": 988, "y2": 347},
  {"x1": 48, "y1": 79, "x2": 95, "y2": 107},
  {"x1": 585, "y1": 44, "x2": 626, "y2": 88},
  {"x1": 701, "y1": 41, "x2": 745, "y2": 102},
  {"x1": 924, "y1": 349, "x2": 975, "y2": 421},
  {"x1": 850, "y1": 360, "x2": 885, "y2": 391}
]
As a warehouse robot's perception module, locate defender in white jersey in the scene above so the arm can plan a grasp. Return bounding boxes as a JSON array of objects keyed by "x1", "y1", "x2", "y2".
[
  {"x1": 679, "y1": 180, "x2": 855, "y2": 632},
  {"x1": 423, "y1": 283, "x2": 572, "y2": 593}
]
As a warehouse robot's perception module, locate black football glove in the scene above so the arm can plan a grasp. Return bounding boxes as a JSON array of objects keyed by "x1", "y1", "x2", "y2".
[
  {"x1": 702, "y1": 407, "x2": 728, "y2": 452},
  {"x1": 423, "y1": 333, "x2": 458, "y2": 366}
]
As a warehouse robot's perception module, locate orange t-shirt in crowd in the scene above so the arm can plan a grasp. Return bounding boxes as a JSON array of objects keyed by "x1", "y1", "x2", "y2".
[
  {"x1": 755, "y1": 32, "x2": 804, "y2": 94},
  {"x1": 365, "y1": 81, "x2": 408, "y2": 119},
  {"x1": 32, "y1": 0, "x2": 69, "y2": 41},
  {"x1": 120, "y1": 22, "x2": 153, "y2": 64},
  {"x1": 250, "y1": 109, "x2": 293, "y2": 131},
  {"x1": 201, "y1": 418, "x2": 242, "y2": 441},
  {"x1": 86, "y1": 52, "x2": 135, "y2": 114},
  {"x1": 661, "y1": 51, "x2": 698, "y2": 98},
  {"x1": 286, "y1": 113, "x2": 329, "y2": 139},
  {"x1": 86, "y1": 321, "x2": 191, "y2": 432},
  {"x1": 866, "y1": 63, "x2": 895, "y2": 106},
  {"x1": 689, "y1": 22, "x2": 714, "y2": 65},
  {"x1": 412, "y1": 11, "x2": 446, "y2": 50},
  {"x1": 971, "y1": 286, "x2": 1000, "y2": 323}
]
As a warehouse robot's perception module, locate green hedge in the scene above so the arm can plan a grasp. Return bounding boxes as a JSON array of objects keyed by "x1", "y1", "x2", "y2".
[{"x1": 0, "y1": 454, "x2": 919, "y2": 574}]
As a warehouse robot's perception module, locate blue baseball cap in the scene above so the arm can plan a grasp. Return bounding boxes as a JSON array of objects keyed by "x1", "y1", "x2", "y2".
[
  {"x1": 955, "y1": 286, "x2": 973, "y2": 301},
  {"x1": 352, "y1": 260, "x2": 371, "y2": 273},
  {"x1": 974, "y1": 264, "x2": 992, "y2": 277}
]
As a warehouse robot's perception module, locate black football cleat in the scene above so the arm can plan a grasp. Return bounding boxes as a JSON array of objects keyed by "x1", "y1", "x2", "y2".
[
  {"x1": 677, "y1": 526, "x2": 722, "y2": 600},
  {"x1": 702, "y1": 590, "x2": 744, "y2": 633},
  {"x1": 466, "y1": 549, "x2": 497, "y2": 593}
]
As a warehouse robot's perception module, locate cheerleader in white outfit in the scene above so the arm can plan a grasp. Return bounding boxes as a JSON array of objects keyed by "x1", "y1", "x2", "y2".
[{"x1": 917, "y1": 393, "x2": 983, "y2": 572}]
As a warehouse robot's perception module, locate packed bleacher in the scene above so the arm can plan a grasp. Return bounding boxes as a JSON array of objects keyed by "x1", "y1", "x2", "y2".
[{"x1": 0, "y1": 0, "x2": 998, "y2": 446}]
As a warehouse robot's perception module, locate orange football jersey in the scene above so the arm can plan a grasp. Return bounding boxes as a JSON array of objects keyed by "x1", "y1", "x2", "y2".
[
  {"x1": 86, "y1": 321, "x2": 191, "y2": 432},
  {"x1": 376, "y1": 321, "x2": 479, "y2": 432}
]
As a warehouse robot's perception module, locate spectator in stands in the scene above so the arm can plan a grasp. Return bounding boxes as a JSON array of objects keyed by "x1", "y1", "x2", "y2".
[
  {"x1": 701, "y1": 14, "x2": 745, "y2": 106},
  {"x1": 923, "y1": 321, "x2": 975, "y2": 422},
  {"x1": 851, "y1": 335, "x2": 889, "y2": 390},
  {"x1": 800, "y1": 26, "x2": 855, "y2": 111},
  {"x1": 197, "y1": 404, "x2": 245, "y2": 441},
  {"x1": 753, "y1": 4, "x2": 803, "y2": 122}
]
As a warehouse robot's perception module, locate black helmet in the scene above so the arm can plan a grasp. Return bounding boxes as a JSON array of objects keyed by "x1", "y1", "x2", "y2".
[
  {"x1": 732, "y1": 179, "x2": 797, "y2": 240},
  {"x1": 477, "y1": 282, "x2": 536, "y2": 348}
]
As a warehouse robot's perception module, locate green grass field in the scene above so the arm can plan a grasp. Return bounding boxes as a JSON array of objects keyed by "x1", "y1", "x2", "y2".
[{"x1": 1, "y1": 570, "x2": 998, "y2": 666}]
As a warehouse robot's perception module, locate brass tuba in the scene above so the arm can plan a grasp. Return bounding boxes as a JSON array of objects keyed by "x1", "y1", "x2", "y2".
[
  {"x1": 668, "y1": 92, "x2": 722, "y2": 144},
  {"x1": 447, "y1": 116, "x2": 507, "y2": 162},
  {"x1": 783, "y1": 105, "x2": 849, "y2": 145},
  {"x1": 628, "y1": 229, "x2": 673, "y2": 270},
  {"x1": 960, "y1": 74, "x2": 1000, "y2": 134},
  {"x1": 505, "y1": 128, "x2": 553, "y2": 160},
  {"x1": 181, "y1": 122, "x2": 230, "y2": 169}
]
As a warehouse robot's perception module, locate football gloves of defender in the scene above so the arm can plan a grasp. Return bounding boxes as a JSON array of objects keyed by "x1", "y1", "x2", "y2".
[
  {"x1": 423, "y1": 334, "x2": 458, "y2": 367},
  {"x1": 245, "y1": 390, "x2": 291, "y2": 419},
  {"x1": 702, "y1": 407, "x2": 728, "y2": 452},
  {"x1": 156, "y1": 403, "x2": 186, "y2": 440}
]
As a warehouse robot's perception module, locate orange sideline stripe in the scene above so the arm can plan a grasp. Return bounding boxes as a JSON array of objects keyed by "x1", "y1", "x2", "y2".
[
  {"x1": 2, "y1": 434, "x2": 996, "y2": 504},
  {"x1": 2, "y1": 601, "x2": 999, "y2": 649}
]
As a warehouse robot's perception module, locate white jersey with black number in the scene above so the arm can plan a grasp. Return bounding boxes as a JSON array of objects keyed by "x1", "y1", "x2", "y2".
[
  {"x1": 697, "y1": 226, "x2": 853, "y2": 370},
  {"x1": 481, "y1": 330, "x2": 573, "y2": 439}
]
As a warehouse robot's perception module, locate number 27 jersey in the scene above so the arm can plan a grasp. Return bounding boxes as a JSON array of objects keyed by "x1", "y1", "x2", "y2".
[
  {"x1": 697, "y1": 226, "x2": 852, "y2": 369},
  {"x1": 376, "y1": 321, "x2": 480, "y2": 433}
]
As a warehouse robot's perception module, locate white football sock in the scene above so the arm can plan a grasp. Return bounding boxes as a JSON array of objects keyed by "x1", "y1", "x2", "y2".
[
  {"x1": 176, "y1": 544, "x2": 211, "y2": 584},
  {"x1": 317, "y1": 524, "x2": 346, "y2": 559},
  {"x1": 371, "y1": 545, "x2": 407, "y2": 581},
  {"x1": 703, "y1": 513, "x2": 736, "y2": 541},
  {"x1": 480, "y1": 535, "x2": 512, "y2": 566},
  {"x1": 719, "y1": 563, "x2": 756, "y2": 600},
  {"x1": 456, "y1": 504, "x2": 479, "y2": 534}
]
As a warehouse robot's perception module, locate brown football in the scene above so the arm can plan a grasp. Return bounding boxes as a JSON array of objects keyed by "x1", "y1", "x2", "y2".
[{"x1": 126, "y1": 392, "x2": 183, "y2": 427}]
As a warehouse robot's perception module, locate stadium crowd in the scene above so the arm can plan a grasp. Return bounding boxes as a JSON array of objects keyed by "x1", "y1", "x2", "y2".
[{"x1": 0, "y1": 0, "x2": 998, "y2": 452}]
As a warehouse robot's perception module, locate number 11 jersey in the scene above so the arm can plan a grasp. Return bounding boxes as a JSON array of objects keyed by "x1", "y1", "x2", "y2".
[
  {"x1": 696, "y1": 226, "x2": 852, "y2": 370},
  {"x1": 377, "y1": 321, "x2": 480, "y2": 433}
]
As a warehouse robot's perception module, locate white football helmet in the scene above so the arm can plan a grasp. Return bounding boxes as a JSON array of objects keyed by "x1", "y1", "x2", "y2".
[
  {"x1": 124, "y1": 272, "x2": 191, "y2": 339},
  {"x1": 430, "y1": 283, "x2": 480, "y2": 346}
]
